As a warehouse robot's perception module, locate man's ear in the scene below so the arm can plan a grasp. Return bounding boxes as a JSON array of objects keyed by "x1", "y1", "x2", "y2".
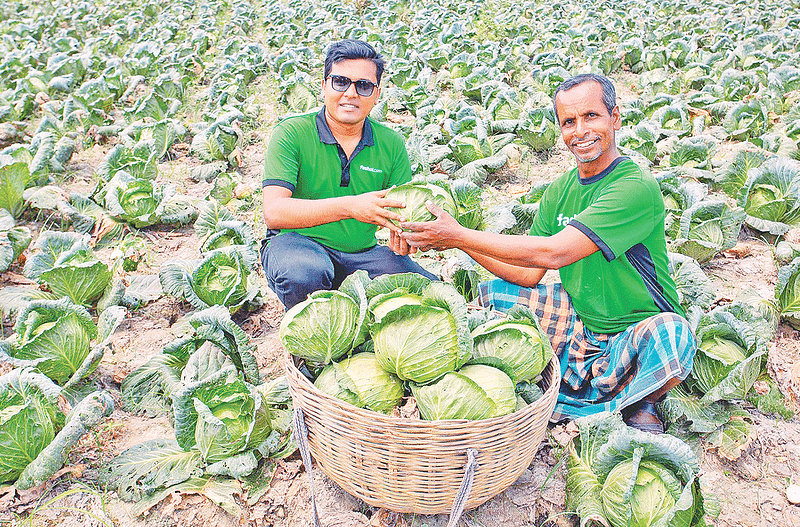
[{"x1": 612, "y1": 105, "x2": 622, "y2": 130}]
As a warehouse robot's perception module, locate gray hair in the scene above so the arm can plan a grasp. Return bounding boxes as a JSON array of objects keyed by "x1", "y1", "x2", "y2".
[{"x1": 552, "y1": 73, "x2": 617, "y2": 123}]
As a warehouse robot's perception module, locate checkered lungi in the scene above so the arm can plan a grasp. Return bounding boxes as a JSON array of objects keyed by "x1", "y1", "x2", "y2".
[{"x1": 477, "y1": 279, "x2": 697, "y2": 421}]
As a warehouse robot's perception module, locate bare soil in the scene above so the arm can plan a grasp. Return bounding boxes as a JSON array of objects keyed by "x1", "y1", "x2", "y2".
[{"x1": 1, "y1": 91, "x2": 799, "y2": 527}]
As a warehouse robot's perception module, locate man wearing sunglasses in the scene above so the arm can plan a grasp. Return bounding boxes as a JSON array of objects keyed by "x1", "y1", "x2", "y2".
[{"x1": 260, "y1": 39, "x2": 436, "y2": 310}]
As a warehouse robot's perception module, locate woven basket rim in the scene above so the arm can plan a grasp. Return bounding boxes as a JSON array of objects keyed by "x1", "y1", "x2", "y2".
[{"x1": 283, "y1": 345, "x2": 561, "y2": 428}]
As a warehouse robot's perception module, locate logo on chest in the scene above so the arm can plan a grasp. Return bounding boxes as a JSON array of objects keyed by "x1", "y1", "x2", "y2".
[
  {"x1": 359, "y1": 165, "x2": 383, "y2": 174},
  {"x1": 556, "y1": 213, "x2": 575, "y2": 227}
]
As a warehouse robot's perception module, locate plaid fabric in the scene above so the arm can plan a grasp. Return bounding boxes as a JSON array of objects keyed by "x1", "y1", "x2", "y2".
[{"x1": 477, "y1": 279, "x2": 697, "y2": 421}]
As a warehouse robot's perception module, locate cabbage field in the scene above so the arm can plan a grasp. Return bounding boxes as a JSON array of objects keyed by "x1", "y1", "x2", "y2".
[{"x1": 1, "y1": 0, "x2": 800, "y2": 525}]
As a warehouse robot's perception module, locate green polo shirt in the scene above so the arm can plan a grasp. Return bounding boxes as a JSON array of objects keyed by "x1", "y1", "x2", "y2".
[
  {"x1": 530, "y1": 157, "x2": 684, "y2": 334},
  {"x1": 262, "y1": 108, "x2": 412, "y2": 252}
]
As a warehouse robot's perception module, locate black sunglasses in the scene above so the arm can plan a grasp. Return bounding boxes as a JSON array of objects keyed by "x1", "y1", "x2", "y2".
[{"x1": 327, "y1": 74, "x2": 378, "y2": 97}]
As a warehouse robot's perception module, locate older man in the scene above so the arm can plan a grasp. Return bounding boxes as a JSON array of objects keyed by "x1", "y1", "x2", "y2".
[
  {"x1": 260, "y1": 39, "x2": 435, "y2": 310},
  {"x1": 401, "y1": 73, "x2": 696, "y2": 433}
]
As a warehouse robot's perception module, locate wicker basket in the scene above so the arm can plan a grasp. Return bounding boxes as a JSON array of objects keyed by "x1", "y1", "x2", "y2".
[{"x1": 285, "y1": 348, "x2": 561, "y2": 514}]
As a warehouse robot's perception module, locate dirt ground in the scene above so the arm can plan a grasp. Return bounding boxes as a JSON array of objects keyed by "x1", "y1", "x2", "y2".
[{"x1": 2, "y1": 93, "x2": 800, "y2": 527}]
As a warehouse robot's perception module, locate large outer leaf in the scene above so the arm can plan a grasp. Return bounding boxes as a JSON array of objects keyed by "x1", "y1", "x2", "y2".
[
  {"x1": 40, "y1": 256, "x2": 111, "y2": 306},
  {"x1": 364, "y1": 272, "x2": 431, "y2": 299},
  {"x1": 0, "y1": 158, "x2": 31, "y2": 218},
  {"x1": 194, "y1": 198, "x2": 236, "y2": 238},
  {"x1": 17, "y1": 390, "x2": 114, "y2": 489},
  {"x1": 100, "y1": 438, "x2": 203, "y2": 501},
  {"x1": 566, "y1": 441, "x2": 607, "y2": 527},
  {"x1": 0, "y1": 369, "x2": 62, "y2": 485},
  {"x1": 660, "y1": 386, "x2": 731, "y2": 434},
  {"x1": 23, "y1": 231, "x2": 86, "y2": 281},
  {"x1": 121, "y1": 353, "x2": 185, "y2": 415},
  {"x1": 668, "y1": 253, "x2": 716, "y2": 311},
  {"x1": 776, "y1": 257, "x2": 800, "y2": 329},
  {"x1": 131, "y1": 475, "x2": 241, "y2": 517},
  {"x1": 704, "y1": 408, "x2": 754, "y2": 461},
  {"x1": 189, "y1": 306, "x2": 260, "y2": 384},
  {"x1": 0, "y1": 287, "x2": 59, "y2": 318}
]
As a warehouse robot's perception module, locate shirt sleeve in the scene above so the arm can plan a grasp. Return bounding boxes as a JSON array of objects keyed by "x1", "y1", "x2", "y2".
[
  {"x1": 387, "y1": 134, "x2": 412, "y2": 188},
  {"x1": 570, "y1": 178, "x2": 660, "y2": 261},
  {"x1": 262, "y1": 121, "x2": 299, "y2": 191},
  {"x1": 528, "y1": 179, "x2": 560, "y2": 238}
]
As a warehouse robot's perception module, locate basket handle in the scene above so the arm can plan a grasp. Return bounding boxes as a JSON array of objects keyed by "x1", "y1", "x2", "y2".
[
  {"x1": 293, "y1": 406, "x2": 323, "y2": 527},
  {"x1": 447, "y1": 447, "x2": 478, "y2": 527},
  {"x1": 292, "y1": 407, "x2": 479, "y2": 527}
]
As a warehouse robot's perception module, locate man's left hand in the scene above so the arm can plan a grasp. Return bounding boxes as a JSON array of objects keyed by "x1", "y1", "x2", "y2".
[
  {"x1": 400, "y1": 201, "x2": 462, "y2": 251},
  {"x1": 388, "y1": 228, "x2": 416, "y2": 256}
]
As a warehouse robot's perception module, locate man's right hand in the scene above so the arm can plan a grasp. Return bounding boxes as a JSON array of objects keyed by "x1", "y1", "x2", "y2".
[
  {"x1": 263, "y1": 186, "x2": 407, "y2": 233},
  {"x1": 345, "y1": 189, "x2": 406, "y2": 234}
]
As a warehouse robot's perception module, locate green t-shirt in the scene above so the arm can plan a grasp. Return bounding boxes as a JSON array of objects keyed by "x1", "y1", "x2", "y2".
[
  {"x1": 262, "y1": 108, "x2": 412, "y2": 252},
  {"x1": 530, "y1": 157, "x2": 684, "y2": 334}
]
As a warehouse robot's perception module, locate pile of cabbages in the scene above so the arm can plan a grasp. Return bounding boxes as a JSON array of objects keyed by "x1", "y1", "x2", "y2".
[{"x1": 280, "y1": 271, "x2": 553, "y2": 420}]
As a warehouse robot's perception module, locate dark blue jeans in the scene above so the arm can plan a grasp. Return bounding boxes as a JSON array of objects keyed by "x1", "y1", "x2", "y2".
[{"x1": 261, "y1": 232, "x2": 438, "y2": 309}]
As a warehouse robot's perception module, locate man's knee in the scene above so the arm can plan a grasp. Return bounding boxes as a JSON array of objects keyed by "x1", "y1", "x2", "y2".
[
  {"x1": 634, "y1": 312, "x2": 697, "y2": 372},
  {"x1": 262, "y1": 235, "x2": 335, "y2": 309}
]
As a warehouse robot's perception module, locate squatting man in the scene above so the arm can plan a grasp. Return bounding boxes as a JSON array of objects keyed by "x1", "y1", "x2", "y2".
[{"x1": 401, "y1": 73, "x2": 697, "y2": 433}]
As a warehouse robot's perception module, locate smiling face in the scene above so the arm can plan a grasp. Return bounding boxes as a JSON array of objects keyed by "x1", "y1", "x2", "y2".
[
  {"x1": 322, "y1": 58, "x2": 381, "y2": 130},
  {"x1": 554, "y1": 80, "x2": 621, "y2": 179}
]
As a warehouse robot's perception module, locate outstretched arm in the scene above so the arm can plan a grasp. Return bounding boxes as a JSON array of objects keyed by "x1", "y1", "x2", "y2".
[
  {"x1": 262, "y1": 186, "x2": 407, "y2": 234},
  {"x1": 400, "y1": 201, "x2": 599, "y2": 285}
]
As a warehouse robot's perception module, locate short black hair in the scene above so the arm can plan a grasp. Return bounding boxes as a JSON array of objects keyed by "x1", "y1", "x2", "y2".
[
  {"x1": 324, "y1": 39, "x2": 385, "y2": 84},
  {"x1": 552, "y1": 73, "x2": 617, "y2": 124}
]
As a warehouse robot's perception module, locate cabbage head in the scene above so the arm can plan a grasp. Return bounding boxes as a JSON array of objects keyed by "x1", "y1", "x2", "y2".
[
  {"x1": 102, "y1": 172, "x2": 197, "y2": 228},
  {"x1": 601, "y1": 459, "x2": 694, "y2": 527},
  {"x1": 0, "y1": 298, "x2": 97, "y2": 385},
  {"x1": 23, "y1": 231, "x2": 111, "y2": 306},
  {"x1": 160, "y1": 246, "x2": 261, "y2": 314},
  {"x1": 314, "y1": 352, "x2": 404, "y2": 414},
  {"x1": 518, "y1": 108, "x2": 558, "y2": 152},
  {"x1": 385, "y1": 182, "x2": 458, "y2": 224},
  {"x1": 458, "y1": 364, "x2": 516, "y2": 417},
  {"x1": 471, "y1": 315, "x2": 552, "y2": 382},
  {"x1": 1, "y1": 369, "x2": 114, "y2": 488},
  {"x1": 411, "y1": 371, "x2": 496, "y2": 420},
  {"x1": 692, "y1": 336, "x2": 747, "y2": 394},
  {"x1": 738, "y1": 158, "x2": 800, "y2": 235},
  {"x1": 370, "y1": 282, "x2": 471, "y2": 383},
  {"x1": 688, "y1": 304, "x2": 768, "y2": 402},
  {"x1": 669, "y1": 201, "x2": 745, "y2": 263},
  {"x1": 566, "y1": 413, "x2": 713, "y2": 527},
  {"x1": 281, "y1": 290, "x2": 365, "y2": 365},
  {"x1": 173, "y1": 367, "x2": 271, "y2": 464}
]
